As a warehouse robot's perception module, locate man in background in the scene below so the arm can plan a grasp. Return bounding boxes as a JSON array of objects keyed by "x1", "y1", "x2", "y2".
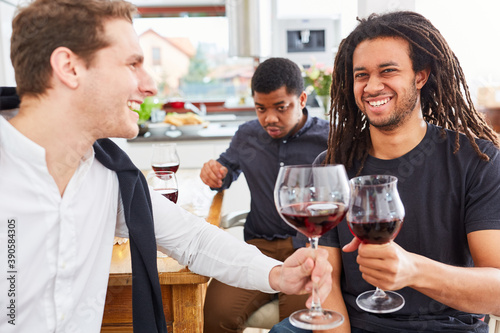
[{"x1": 201, "y1": 57, "x2": 332, "y2": 332}]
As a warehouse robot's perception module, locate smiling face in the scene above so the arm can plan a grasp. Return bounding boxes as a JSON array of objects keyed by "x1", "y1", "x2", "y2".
[
  {"x1": 352, "y1": 36, "x2": 429, "y2": 132},
  {"x1": 253, "y1": 86, "x2": 307, "y2": 139},
  {"x1": 78, "y1": 18, "x2": 157, "y2": 139}
]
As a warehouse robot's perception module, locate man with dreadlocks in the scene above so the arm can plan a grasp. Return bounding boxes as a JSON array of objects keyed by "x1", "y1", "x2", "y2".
[{"x1": 270, "y1": 10, "x2": 500, "y2": 333}]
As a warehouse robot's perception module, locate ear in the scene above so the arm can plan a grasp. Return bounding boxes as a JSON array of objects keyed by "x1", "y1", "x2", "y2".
[
  {"x1": 50, "y1": 47, "x2": 82, "y2": 90},
  {"x1": 299, "y1": 91, "x2": 308, "y2": 108},
  {"x1": 415, "y1": 66, "x2": 431, "y2": 90}
]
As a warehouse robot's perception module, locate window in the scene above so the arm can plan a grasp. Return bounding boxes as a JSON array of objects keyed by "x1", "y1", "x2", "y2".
[
  {"x1": 133, "y1": 13, "x2": 254, "y2": 108},
  {"x1": 152, "y1": 47, "x2": 161, "y2": 66}
]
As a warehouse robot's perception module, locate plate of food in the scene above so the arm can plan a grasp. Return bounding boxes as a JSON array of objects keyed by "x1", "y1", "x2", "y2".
[
  {"x1": 163, "y1": 112, "x2": 208, "y2": 134},
  {"x1": 176, "y1": 124, "x2": 205, "y2": 134}
]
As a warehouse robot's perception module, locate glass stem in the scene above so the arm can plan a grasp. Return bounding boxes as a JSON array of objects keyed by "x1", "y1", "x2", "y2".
[
  {"x1": 309, "y1": 236, "x2": 323, "y2": 313},
  {"x1": 373, "y1": 287, "x2": 388, "y2": 299}
]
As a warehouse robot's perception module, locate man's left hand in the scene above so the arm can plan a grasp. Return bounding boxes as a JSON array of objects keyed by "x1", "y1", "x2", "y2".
[{"x1": 355, "y1": 241, "x2": 417, "y2": 291}]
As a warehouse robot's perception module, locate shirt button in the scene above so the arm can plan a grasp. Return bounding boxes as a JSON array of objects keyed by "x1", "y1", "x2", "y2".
[{"x1": 280, "y1": 162, "x2": 284, "y2": 167}]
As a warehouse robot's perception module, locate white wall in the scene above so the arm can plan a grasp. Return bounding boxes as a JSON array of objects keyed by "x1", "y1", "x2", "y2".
[
  {"x1": 358, "y1": 0, "x2": 416, "y2": 18},
  {"x1": 0, "y1": 0, "x2": 18, "y2": 86},
  {"x1": 415, "y1": 0, "x2": 500, "y2": 100},
  {"x1": 354, "y1": 0, "x2": 500, "y2": 103}
]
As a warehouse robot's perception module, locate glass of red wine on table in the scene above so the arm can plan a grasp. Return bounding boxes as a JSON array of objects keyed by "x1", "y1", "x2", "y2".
[
  {"x1": 274, "y1": 164, "x2": 350, "y2": 330},
  {"x1": 346, "y1": 175, "x2": 405, "y2": 313},
  {"x1": 151, "y1": 143, "x2": 180, "y2": 173},
  {"x1": 146, "y1": 170, "x2": 179, "y2": 203}
]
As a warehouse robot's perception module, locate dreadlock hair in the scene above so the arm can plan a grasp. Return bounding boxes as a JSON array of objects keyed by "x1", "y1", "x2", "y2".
[{"x1": 325, "y1": 11, "x2": 500, "y2": 174}]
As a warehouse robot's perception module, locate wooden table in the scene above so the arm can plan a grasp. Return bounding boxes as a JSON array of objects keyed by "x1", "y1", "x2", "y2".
[{"x1": 101, "y1": 174, "x2": 224, "y2": 332}]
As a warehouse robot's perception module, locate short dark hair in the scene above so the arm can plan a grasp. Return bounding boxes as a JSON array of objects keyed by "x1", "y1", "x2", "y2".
[{"x1": 251, "y1": 57, "x2": 304, "y2": 97}]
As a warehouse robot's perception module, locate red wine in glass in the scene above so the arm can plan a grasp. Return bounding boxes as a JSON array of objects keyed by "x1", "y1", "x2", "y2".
[
  {"x1": 156, "y1": 188, "x2": 179, "y2": 203},
  {"x1": 347, "y1": 175, "x2": 405, "y2": 314},
  {"x1": 280, "y1": 202, "x2": 347, "y2": 238},
  {"x1": 152, "y1": 163, "x2": 180, "y2": 174},
  {"x1": 146, "y1": 170, "x2": 178, "y2": 204},
  {"x1": 151, "y1": 143, "x2": 180, "y2": 173},
  {"x1": 274, "y1": 164, "x2": 350, "y2": 330},
  {"x1": 347, "y1": 218, "x2": 403, "y2": 244}
]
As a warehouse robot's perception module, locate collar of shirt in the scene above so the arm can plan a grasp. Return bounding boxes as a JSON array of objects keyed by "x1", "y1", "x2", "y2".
[
  {"x1": 0, "y1": 116, "x2": 95, "y2": 176},
  {"x1": 282, "y1": 107, "x2": 314, "y2": 141},
  {"x1": 0, "y1": 116, "x2": 46, "y2": 166}
]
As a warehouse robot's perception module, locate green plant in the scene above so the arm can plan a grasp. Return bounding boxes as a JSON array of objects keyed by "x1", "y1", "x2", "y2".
[{"x1": 136, "y1": 97, "x2": 160, "y2": 124}]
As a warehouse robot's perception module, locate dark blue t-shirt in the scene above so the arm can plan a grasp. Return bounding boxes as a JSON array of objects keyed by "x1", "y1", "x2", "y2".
[
  {"x1": 215, "y1": 108, "x2": 330, "y2": 245},
  {"x1": 319, "y1": 123, "x2": 500, "y2": 332}
]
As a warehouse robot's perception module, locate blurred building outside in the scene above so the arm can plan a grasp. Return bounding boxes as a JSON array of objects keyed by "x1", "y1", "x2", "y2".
[
  {"x1": 139, "y1": 29, "x2": 196, "y2": 97},
  {"x1": 138, "y1": 25, "x2": 254, "y2": 106}
]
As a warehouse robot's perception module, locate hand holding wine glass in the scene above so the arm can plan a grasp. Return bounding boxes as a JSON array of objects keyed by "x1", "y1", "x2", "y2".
[
  {"x1": 346, "y1": 175, "x2": 405, "y2": 313},
  {"x1": 146, "y1": 170, "x2": 179, "y2": 203},
  {"x1": 270, "y1": 246, "x2": 332, "y2": 303},
  {"x1": 151, "y1": 143, "x2": 180, "y2": 173},
  {"x1": 274, "y1": 164, "x2": 350, "y2": 330}
]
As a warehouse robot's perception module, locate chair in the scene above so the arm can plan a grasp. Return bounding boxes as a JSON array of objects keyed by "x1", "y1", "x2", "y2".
[
  {"x1": 489, "y1": 314, "x2": 500, "y2": 333},
  {"x1": 220, "y1": 210, "x2": 250, "y2": 229},
  {"x1": 220, "y1": 210, "x2": 280, "y2": 330},
  {"x1": 245, "y1": 298, "x2": 279, "y2": 330}
]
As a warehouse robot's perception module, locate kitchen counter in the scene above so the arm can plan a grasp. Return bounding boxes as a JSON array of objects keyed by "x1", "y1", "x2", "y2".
[
  {"x1": 130, "y1": 123, "x2": 239, "y2": 142},
  {"x1": 128, "y1": 112, "x2": 256, "y2": 143}
]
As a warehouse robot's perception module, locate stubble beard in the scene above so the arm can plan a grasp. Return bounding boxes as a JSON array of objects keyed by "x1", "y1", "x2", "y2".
[{"x1": 364, "y1": 82, "x2": 419, "y2": 132}]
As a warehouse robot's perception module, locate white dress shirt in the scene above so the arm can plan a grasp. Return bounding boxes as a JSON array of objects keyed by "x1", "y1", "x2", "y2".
[{"x1": 0, "y1": 117, "x2": 281, "y2": 332}]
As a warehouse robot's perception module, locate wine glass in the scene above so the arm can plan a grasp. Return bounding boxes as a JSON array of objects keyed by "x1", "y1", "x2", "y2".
[
  {"x1": 274, "y1": 164, "x2": 350, "y2": 330},
  {"x1": 346, "y1": 175, "x2": 405, "y2": 313},
  {"x1": 151, "y1": 143, "x2": 180, "y2": 173},
  {"x1": 146, "y1": 170, "x2": 179, "y2": 203}
]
